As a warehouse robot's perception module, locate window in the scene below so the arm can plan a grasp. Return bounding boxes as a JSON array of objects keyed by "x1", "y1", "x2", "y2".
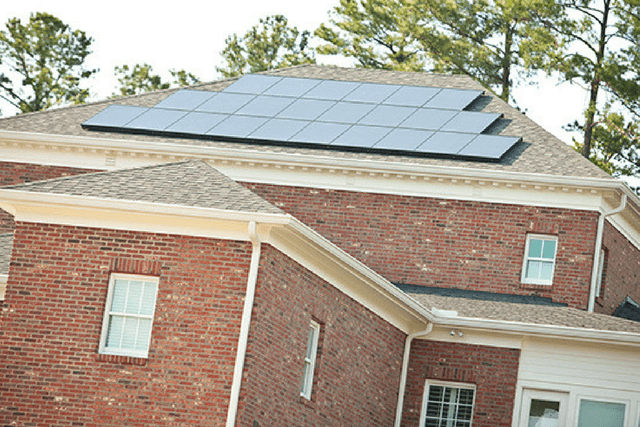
[
  {"x1": 99, "y1": 274, "x2": 159, "y2": 358},
  {"x1": 420, "y1": 381, "x2": 475, "y2": 427},
  {"x1": 300, "y1": 320, "x2": 320, "y2": 399},
  {"x1": 522, "y1": 235, "x2": 558, "y2": 285},
  {"x1": 595, "y1": 249, "x2": 606, "y2": 297}
]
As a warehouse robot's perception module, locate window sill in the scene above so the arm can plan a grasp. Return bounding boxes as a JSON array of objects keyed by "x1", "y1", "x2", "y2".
[
  {"x1": 96, "y1": 353, "x2": 147, "y2": 366},
  {"x1": 298, "y1": 395, "x2": 316, "y2": 409},
  {"x1": 520, "y1": 281, "x2": 553, "y2": 291}
]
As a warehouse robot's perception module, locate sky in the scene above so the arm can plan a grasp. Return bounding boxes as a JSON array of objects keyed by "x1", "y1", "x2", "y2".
[{"x1": 0, "y1": 0, "x2": 589, "y2": 147}]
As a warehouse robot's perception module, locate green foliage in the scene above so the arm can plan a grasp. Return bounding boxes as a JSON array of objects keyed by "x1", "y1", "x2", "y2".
[
  {"x1": 411, "y1": 0, "x2": 566, "y2": 102},
  {"x1": 315, "y1": 0, "x2": 426, "y2": 71},
  {"x1": 216, "y1": 15, "x2": 316, "y2": 78},
  {"x1": 0, "y1": 12, "x2": 96, "y2": 113},
  {"x1": 572, "y1": 109, "x2": 639, "y2": 191},
  {"x1": 114, "y1": 64, "x2": 200, "y2": 96},
  {"x1": 542, "y1": 0, "x2": 640, "y2": 161}
]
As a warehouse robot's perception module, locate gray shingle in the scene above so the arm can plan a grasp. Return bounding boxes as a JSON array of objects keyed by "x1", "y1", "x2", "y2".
[
  {"x1": 0, "y1": 65, "x2": 611, "y2": 180},
  {"x1": 4, "y1": 160, "x2": 283, "y2": 214},
  {"x1": 405, "y1": 291, "x2": 640, "y2": 334}
]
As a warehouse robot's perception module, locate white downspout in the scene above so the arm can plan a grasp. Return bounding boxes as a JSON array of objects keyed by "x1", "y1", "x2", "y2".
[
  {"x1": 588, "y1": 194, "x2": 627, "y2": 312},
  {"x1": 226, "y1": 221, "x2": 261, "y2": 427},
  {"x1": 394, "y1": 323, "x2": 433, "y2": 427}
]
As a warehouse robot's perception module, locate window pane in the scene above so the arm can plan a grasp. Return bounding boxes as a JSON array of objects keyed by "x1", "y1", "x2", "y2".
[
  {"x1": 528, "y1": 239, "x2": 543, "y2": 258},
  {"x1": 106, "y1": 315, "x2": 124, "y2": 348},
  {"x1": 526, "y1": 261, "x2": 541, "y2": 279},
  {"x1": 111, "y1": 280, "x2": 128, "y2": 312},
  {"x1": 136, "y1": 318, "x2": 152, "y2": 351},
  {"x1": 528, "y1": 399, "x2": 560, "y2": 427},
  {"x1": 429, "y1": 385, "x2": 444, "y2": 401},
  {"x1": 542, "y1": 240, "x2": 556, "y2": 259},
  {"x1": 125, "y1": 281, "x2": 143, "y2": 314},
  {"x1": 140, "y1": 281, "x2": 157, "y2": 316},
  {"x1": 577, "y1": 400, "x2": 625, "y2": 427},
  {"x1": 306, "y1": 325, "x2": 316, "y2": 358},
  {"x1": 120, "y1": 316, "x2": 138, "y2": 350},
  {"x1": 540, "y1": 262, "x2": 554, "y2": 281}
]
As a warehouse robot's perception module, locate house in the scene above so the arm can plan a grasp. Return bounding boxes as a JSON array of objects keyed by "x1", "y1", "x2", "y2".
[{"x1": 0, "y1": 65, "x2": 639, "y2": 427}]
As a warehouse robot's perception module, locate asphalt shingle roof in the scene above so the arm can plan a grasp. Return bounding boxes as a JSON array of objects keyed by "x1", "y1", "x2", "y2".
[
  {"x1": 405, "y1": 290, "x2": 640, "y2": 334},
  {"x1": 0, "y1": 65, "x2": 610, "y2": 180},
  {"x1": 3, "y1": 159, "x2": 284, "y2": 214}
]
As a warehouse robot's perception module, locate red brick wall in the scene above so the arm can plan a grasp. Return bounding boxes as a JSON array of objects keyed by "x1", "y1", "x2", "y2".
[
  {"x1": 237, "y1": 245, "x2": 406, "y2": 427},
  {"x1": 0, "y1": 161, "x2": 100, "y2": 234},
  {"x1": 243, "y1": 183, "x2": 599, "y2": 308},
  {"x1": 0, "y1": 222, "x2": 251, "y2": 426},
  {"x1": 401, "y1": 340, "x2": 520, "y2": 427},
  {"x1": 596, "y1": 221, "x2": 640, "y2": 314}
]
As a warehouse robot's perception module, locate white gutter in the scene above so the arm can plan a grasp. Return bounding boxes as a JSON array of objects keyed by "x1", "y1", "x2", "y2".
[
  {"x1": 225, "y1": 221, "x2": 261, "y2": 427},
  {"x1": 588, "y1": 194, "x2": 627, "y2": 312},
  {"x1": 394, "y1": 323, "x2": 433, "y2": 427}
]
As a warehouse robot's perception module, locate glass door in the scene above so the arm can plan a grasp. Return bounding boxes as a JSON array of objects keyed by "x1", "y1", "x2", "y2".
[{"x1": 519, "y1": 390, "x2": 569, "y2": 427}]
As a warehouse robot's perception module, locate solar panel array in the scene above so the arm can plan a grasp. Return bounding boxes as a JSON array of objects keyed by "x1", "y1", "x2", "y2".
[{"x1": 82, "y1": 74, "x2": 522, "y2": 161}]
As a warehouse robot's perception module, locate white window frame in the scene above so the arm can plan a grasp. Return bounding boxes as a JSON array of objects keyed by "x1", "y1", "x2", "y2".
[
  {"x1": 98, "y1": 273, "x2": 159, "y2": 358},
  {"x1": 419, "y1": 380, "x2": 476, "y2": 427},
  {"x1": 518, "y1": 389, "x2": 569, "y2": 427},
  {"x1": 300, "y1": 320, "x2": 320, "y2": 400},
  {"x1": 521, "y1": 234, "x2": 558, "y2": 285}
]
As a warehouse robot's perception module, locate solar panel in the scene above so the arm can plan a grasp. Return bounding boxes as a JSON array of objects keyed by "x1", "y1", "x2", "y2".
[
  {"x1": 424, "y1": 88, "x2": 483, "y2": 110},
  {"x1": 166, "y1": 112, "x2": 228, "y2": 135},
  {"x1": 301, "y1": 80, "x2": 360, "y2": 100},
  {"x1": 235, "y1": 96, "x2": 295, "y2": 117},
  {"x1": 440, "y1": 111, "x2": 501, "y2": 134},
  {"x1": 374, "y1": 128, "x2": 434, "y2": 150},
  {"x1": 249, "y1": 118, "x2": 310, "y2": 141},
  {"x1": 317, "y1": 102, "x2": 376, "y2": 124},
  {"x1": 358, "y1": 105, "x2": 417, "y2": 127},
  {"x1": 277, "y1": 99, "x2": 335, "y2": 120},
  {"x1": 383, "y1": 86, "x2": 440, "y2": 107},
  {"x1": 155, "y1": 90, "x2": 215, "y2": 111},
  {"x1": 196, "y1": 93, "x2": 255, "y2": 114},
  {"x1": 206, "y1": 115, "x2": 269, "y2": 138},
  {"x1": 124, "y1": 109, "x2": 187, "y2": 131},
  {"x1": 222, "y1": 74, "x2": 281, "y2": 94},
  {"x1": 331, "y1": 125, "x2": 392, "y2": 148},
  {"x1": 83, "y1": 105, "x2": 148, "y2": 127},
  {"x1": 457, "y1": 134, "x2": 521, "y2": 159},
  {"x1": 82, "y1": 73, "x2": 521, "y2": 163},
  {"x1": 263, "y1": 77, "x2": 322, "y2": 97},
  {"x1": 291, "y1": 121, "x2": 350, "y2": 144},
  {"x1": 416, "y1": 131, "x2": 476, "y2": 155},
  {"x1": 400, "y1": 108, "x2": 457, "y2": 131},
  {"x1": 343, "y1": 83, "x2": 401, "y2": 104}
]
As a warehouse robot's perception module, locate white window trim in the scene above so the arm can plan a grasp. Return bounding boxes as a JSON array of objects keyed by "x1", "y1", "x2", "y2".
[
  {"x1": 419, "y1": 380, "x2": 476, "y2": 427},
  {"x1": 521, "y1": 234, "x2": 558, "y2": 286},
  {"x1": 98, "y1": 273, "x2": 159, "y2": 358},
  {"x1": 300, "y1": 320, "x2": 320, "y2": 400}
]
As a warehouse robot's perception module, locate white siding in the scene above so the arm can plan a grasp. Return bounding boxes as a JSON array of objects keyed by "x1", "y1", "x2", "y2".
[{"x1": 514, "y1": 337, "x2": 640, "y2": 427}]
